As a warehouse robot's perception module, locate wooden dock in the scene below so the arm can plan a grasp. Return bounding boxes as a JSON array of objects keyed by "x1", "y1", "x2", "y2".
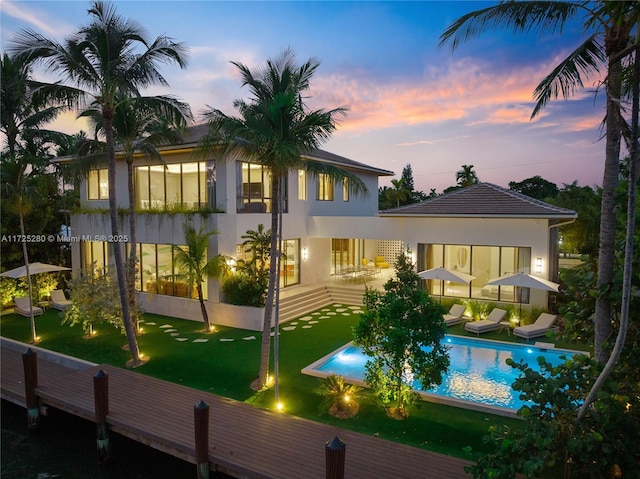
[{"x1": 1, "y1": 338, "x2": 471, "y2": 478}]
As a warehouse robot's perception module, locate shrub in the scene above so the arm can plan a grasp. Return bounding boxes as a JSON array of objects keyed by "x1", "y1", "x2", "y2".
[
  {"x1": 222, "y1": 273, "x2": 266, "y2": 307},
  {"x1": 0, "y1": 278, "x2": 19, "y2": 307}
]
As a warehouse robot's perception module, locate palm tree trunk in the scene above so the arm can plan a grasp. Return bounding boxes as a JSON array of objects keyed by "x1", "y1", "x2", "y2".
[
  {"x1": 105, "y1": 117, "x2": 141, "y2": 366},
  {"x1": 126, "y1": 159, "x2": 139, "y2": 332},
  {"x1": 197, "y1": 283, "x2": 211, "y2": 332},
  {"x1": 19, "y1": 206, "x2": 37, "y2": 343},
  {"x1": 594, "y1": 27, "x2": 627, "y2": 362},
  {"x1": 578, "y1": 34, "x2": 640, "y2": 420},
  {"x1": 257, "y1": 175, "x2": 280, "y2": 389}
]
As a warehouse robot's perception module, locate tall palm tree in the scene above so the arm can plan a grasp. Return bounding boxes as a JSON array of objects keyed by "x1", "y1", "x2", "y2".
[
  {"x1": 385, "y1": 178, "x2": 411, "y2": 208},
  {"x1": 1, "y1": 52, "x2": 69, "y2": 343},
  {"x1": 172, "y1": 224, "x2": 228, "y2": 333},
  {"x1": 455, "y1": 164, "x2": 479, "y2": 188},
  {"x1": 440, "y1": 1, "x2": 639, "y2": 362},
  {"x1": 9, "y1": 1, "x2": 189, "y2": 366},
  {"x1": 80, "y1": 94, "x2": 193, "y2": 330},
  {"x1": 202, "y1": 48, "x2": 367, "y2": 389}
]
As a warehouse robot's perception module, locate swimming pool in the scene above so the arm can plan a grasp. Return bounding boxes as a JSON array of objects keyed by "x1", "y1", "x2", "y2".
[{"x1": 302, "y1": 335, "x2": 585, "y2": 417}]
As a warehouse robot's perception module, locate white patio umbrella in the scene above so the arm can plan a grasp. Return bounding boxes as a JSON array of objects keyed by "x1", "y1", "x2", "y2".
[
  {"x1": 1, "y1": 262, "x2": 71, "y2": 342},
  {"x1": 418, "y1": 267, "x2": 476, "y2": 301},
  {"x1": 0, "y1": 262, "x2": 71, "y2": 278},
  {"x1": 485, "y1": 272, "x2": 559, "y2": 316}
]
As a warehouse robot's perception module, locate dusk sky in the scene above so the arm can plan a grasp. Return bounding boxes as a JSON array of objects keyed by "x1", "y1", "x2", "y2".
[{"x1": 1, "y1": 1, "x2": 609, "y2": 193}]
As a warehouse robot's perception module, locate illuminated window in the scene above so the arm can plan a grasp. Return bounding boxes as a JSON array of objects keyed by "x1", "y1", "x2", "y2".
[
  {"x1": 237, "y1": 161, "x2": 287, "y2": 213},
  {"x1": 317, "y1": 173, "x2": 334, "y2": 201},
  {"x1": 135, "y1": 162, "x2": 211, "y2": 210},
  {"x1": 419, "y1": 243, "x2": 531, "y2": 302},
  {"x1": 343, "y1": 178, "x2": 349, "y2": 202},
  {"x1": 298, "y1": 170, "x2": 307, "y2": 200},
  {"x1": 87, "y1": 169, "x2": 108, "y2": 200}
]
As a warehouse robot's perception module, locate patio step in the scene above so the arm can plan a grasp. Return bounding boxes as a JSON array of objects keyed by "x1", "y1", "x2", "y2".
[
  {"x1": 278, "y1": 285, "x2": 365, "y2": 323},
  {"x1": 279, "y1": 287, "x2": 333, "y2": 323}
]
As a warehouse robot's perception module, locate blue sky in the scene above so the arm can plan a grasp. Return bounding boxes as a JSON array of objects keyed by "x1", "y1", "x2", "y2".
[{"x1": 1, "y1": 1, "x2": 607, "y2": 193}]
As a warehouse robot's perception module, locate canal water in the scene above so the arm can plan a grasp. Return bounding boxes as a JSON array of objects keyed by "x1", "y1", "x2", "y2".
[{"x1": 2, "y1": 400, "x2": 231, "y2": 478}]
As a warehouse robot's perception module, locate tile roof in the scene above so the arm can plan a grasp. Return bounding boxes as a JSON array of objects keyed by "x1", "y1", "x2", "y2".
[
  {"x1": 164, "y1": 124, "x2": 395, "y2": 176},
  {"x1": 379, "y1": 183, "x2": 577, "y2": 219}
]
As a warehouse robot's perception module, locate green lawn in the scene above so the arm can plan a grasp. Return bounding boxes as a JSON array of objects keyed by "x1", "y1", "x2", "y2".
[{"x1": 0, "y1": 305, "x2": 550, "y2": 459}]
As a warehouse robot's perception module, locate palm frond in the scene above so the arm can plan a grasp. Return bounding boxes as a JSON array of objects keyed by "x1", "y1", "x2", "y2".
[
  {"x1": 439, "y1": 1, "x2": 585, "y2": 51},
  {"x1": 532, "y1": 34, "x2": 605, "y2": 119}
]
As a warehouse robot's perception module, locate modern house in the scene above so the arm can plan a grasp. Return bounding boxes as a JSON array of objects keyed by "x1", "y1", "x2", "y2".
[{"x1": 68, "y1": 125, "x2": 576, "y2": 330}]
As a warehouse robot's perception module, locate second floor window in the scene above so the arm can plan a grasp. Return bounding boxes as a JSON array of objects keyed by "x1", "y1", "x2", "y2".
[
  {"x1": 87, "y1": 168, "x2": 108, "y2": 200},
  {"x1": 317, "y1": 173, "x2": 334, "y2": 201},
  {"x1": 298, "y1": 169, "x2": 307, "y2": 200},
  {"x1": 343, "y1": 177, "x2": 349, "y2": 202},
  {"x1": 237, "y1": 161, "x2": 288, "y2": 213},
  {"x1": 135, "y1": 161, "x2": 211, "y2": 210}
]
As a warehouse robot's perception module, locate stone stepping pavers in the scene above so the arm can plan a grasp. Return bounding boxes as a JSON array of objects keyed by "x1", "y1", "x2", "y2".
[
  {"x1": 320, "y1": 316, "x2": 330, "y2": 319},
  {"x1": 299, "y1": 316, "x2": 313, "y2": 321},
  {"x1": 220, "y1": 338, "x2": 234, "y2": 342},
  {"x1": 290, "y1": 322, "x2": 298, "y2": 325},
  {"x1": 242, "y1": 336, "x2": 256, "y2": 341},
  {"x1": 311, "y1": 312, "x2": 320, "y2": 315},
  {"x1": 175, "y1": 338, "x2": 188, "y2": 342},
  {"x1": 348, "y1": 306, "x2": 361, "y2": 310},
  {"x1": 170, "y1": 333, "x2": 180, "y2": 337},
  {"x1": 163, "y1": 329, "x2": 177, "y2": 333},
  {"x1": 159, "y1": 324, "x2": 173, "y2": 329},
  {"x1": 336, "y1": 308, "x2": 347, "y2": 312},
  {"x1": 192, "y1": 339, "x2": 208, "y2": 343},
  {"x1": 282, "y1": 326, "x2": 296, "y2": 331},
  {"x1": 145, "y1": 322, "x2": 156, "y2": 326},
  {"x1": 302, "y1": 325, "x2": 313, "y2": 329},
  {"x1": 308, "y1": 321, "x2": 319, "y2": 324}
]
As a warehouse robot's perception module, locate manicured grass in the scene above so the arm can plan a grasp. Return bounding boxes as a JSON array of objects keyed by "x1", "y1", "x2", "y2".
[{"x1": 1, "y1": 305, "x2": 539, "y2": 458}]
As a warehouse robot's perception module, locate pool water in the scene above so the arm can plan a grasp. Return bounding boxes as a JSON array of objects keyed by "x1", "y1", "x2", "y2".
[{"x1": 303, "y1": 335, "x2": 581, "y2": 413}]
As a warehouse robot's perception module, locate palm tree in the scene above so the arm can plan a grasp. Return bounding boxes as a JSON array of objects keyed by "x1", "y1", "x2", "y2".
[
  {"x1": 440, "y1": 1, "x2": 639, "y2": 362},
  {"x1": 455, "y1": 164, "x2": 479, "y2": 188},
  {"x1": 385, "y1": 178, "x2": 411, "y2": 208},
  {"x1": 240, "y1": 224, "x2": 271, "y2": 289},
  {"x1": 172, "y1": 223, "x2": 228, "y2": 333},
  {"x1": 79, "y1": 94, "x2": 193, "y2": 330},
  {"x1": 9, "y1": 1, "x2": 189, "y2": 366},
  {"x1": 202, "y1": 48, "x2": 367, "y2": 389},
  {"x1": 1, "y1": 52, "x2": 69, "y2": 343}
]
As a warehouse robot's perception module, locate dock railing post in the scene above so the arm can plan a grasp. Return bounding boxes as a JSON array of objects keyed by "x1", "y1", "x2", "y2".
[
  {"x1": 22, "y1": 348, "x2": 39, "y2": 431},
  {"x1": 194, "y1": 400, "x2": 210, "y2": 479},
  {"x1": 93, "y1": 369, "x2": 110, "y2": 466},
  {"x1": 325, "y1": 436, "x2": 346, "y2": 479}
]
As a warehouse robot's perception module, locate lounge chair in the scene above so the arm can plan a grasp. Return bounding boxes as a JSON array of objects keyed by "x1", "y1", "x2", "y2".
[
  {"x1": 513, "y1": 313, "x2": 557, "y2": 340},
  {"x1": 464, "y1": 308, "x2": 507, "y2": 335},
  {"x1": 50, "y1": 289, "x2": 72, "y2": 311},
  {"x1": 14, "y1": 297, "x2": 44, "y2": 317},
  {"x1": 443, "y1": 304, "x2": 466, "y2": 326}
]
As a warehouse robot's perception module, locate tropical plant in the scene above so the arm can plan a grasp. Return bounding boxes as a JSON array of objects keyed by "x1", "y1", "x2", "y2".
[
  {"x1": 455, "y1": 164, "x2": 479, "y2": 188},
  {"x1": 439, "y1": 0, "x2": 639, "y2": 363},
  {"x1": 172, "y1": 223, "x2": 229, "y2": 333},
  {"x1": 353, "y1": 250, "x2": 449, "y2": 419},
  {"x1": 221, "y1": 272, "x2": 266, "y2": 307},
  {"x1": 63, "y1": 263, "x2": 138, "y2": 338},
  {"x1": 316, "y1": 374, "x2": 362, "y2": 418},
  {"x1": 465, "y1": 354, "x2": 640, "y2": 479},
  {"x1": 79, "y1": 93, "x2": 193, "y2": 330},
  {"x1": 201, "y1": 48, "x2": 367, "y2": 389},
  {"x1": 385, "y1": 178, "x2": 411, "y2": 208},
  {"x1": 9, "y1": 0, "x2": 189, "y2": 365},
  {"x1": 1, "y1": 52, "x2": 69, "y2": 343},
  {"x1": 239, "y1": 223, "x2": 271, "y2": 288}
]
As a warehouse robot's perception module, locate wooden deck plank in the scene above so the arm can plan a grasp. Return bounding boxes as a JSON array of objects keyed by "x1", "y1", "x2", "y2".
[{"x1": 1, "y1": 341, "x2": 471, "y2": 478}]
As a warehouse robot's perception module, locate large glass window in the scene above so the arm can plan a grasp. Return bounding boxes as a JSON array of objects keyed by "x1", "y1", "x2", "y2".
[
  {"x1": 237, "y1": 161, "x2": 287, "y2": 213},
  {"x1": 87, "y1": 169, "x2": 108, "y2": 200},
  {"x1": 298, "y1": 169, "x2": 307, "y2": 200},
  {"x1": 317, "y1": 173, "x2": 334, "y2": 201},
  {"x1": 420, "y1": 244, "x2": 531, "y2": 303},
  {"x1": 280, "y1": 239, "x2": 300, "y2": 287},
  {"x1": 82, "y1": 241, "x2": 109, "y2": 272},
  {"x1": 343, "y1": 178, "x2": 349, "y2": 202},
  {"x1": 135, "y1": 161, "x2": 210, "y2": 210},
  {"x1": 331, "y1": 238, "x2": 365, "y2": 274}
]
